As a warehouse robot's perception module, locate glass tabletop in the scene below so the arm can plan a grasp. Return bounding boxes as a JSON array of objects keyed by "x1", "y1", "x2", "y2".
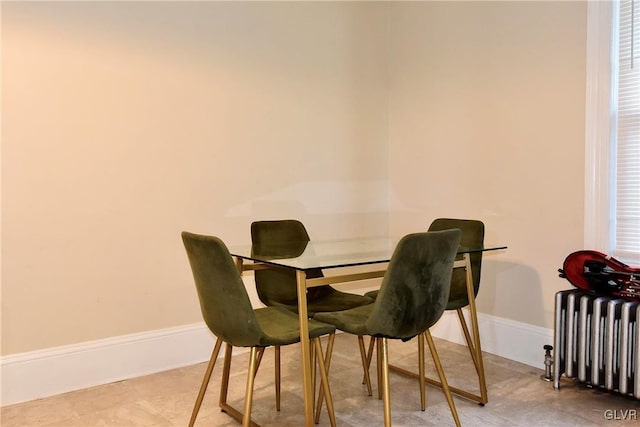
[{"x1": 228, "y1": 237, "x2": 507, "y2": 271}]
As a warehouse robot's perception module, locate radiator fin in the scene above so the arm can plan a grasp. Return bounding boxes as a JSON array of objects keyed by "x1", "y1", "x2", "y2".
[{"x1": 553, "y1": 290, "x2": 640, "y2": 399}]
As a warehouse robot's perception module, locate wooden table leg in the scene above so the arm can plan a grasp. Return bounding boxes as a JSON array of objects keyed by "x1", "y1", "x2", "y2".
[{"x1": 295, "y1": 270, "x2": 314, "y2": 426}]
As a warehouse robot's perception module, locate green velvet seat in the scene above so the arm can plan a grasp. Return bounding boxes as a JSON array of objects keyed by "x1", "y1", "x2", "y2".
[
  {"x1": 251, "y1": 220, "x2": 374, "y2": 314},
  {"x1": 182, "y1": 231, "x2": 337, "y2": 427},
  {"x1": 314, "y1": 229, "x2": 462, "y2": 427},
  {"x1": 363, "y1": 218, "x2": 488, "y2": 405}
]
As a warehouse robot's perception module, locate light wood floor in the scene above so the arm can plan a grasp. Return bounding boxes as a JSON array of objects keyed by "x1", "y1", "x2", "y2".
[{"x1": 2, "y1": 333, "x2": 639, "y2": 426}]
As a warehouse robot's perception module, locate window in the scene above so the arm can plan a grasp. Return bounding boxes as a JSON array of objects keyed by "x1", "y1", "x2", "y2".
[{"x1": 585, "y1": 0, "x2": 640, "y2": 264}]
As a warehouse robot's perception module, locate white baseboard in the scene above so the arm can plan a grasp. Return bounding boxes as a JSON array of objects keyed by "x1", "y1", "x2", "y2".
[
  {"x1": 430, "y1": 310, "x2": 553, "y2": 368},
  {"x1": 1, "y1": 313, "x2": 552, "y2": 406},
  {"x1": 0, "y1": 323, "x2": 215, "y2": 407}
]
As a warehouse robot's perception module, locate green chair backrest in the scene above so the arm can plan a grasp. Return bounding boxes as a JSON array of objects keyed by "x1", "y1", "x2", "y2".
[
  {"x1": 365, "y1": 229, "x2": 461, "y2": 340},
  {"x1": 182, "y1": 232, "x2": 265, "y2": 347},
  {"x1": 251, "y1": 220, "x2": 326, "y2": 307},
  {"x1": 428, "y1": 218, "x2": 484, "y2": 309}
]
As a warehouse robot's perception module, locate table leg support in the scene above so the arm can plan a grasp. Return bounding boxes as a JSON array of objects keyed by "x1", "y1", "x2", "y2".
[
  {"x1": 463, "y1": 253, "x2": 488, "y2": 404},
  {"x1": 295, "y1": 270, "x2": 314, "y2": 426}
]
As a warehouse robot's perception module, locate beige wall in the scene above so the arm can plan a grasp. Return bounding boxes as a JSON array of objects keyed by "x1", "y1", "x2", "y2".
[
  {"x1": 387, "y1": 1, "x2": 587, "y2": 328},
  {"x1": 1, "y1": 1, "x2": 390, "y2": 355},
  {"x1": 2, "y1": 1, "x2": 588, "y2": 356}
]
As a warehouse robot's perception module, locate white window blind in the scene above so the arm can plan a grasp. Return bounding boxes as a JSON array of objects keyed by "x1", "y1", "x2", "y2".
[{"x1": 614, "y1": 0, "x2": 640, "y2": 262}]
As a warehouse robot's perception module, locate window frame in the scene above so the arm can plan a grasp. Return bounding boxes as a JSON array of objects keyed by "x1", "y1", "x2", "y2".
[
  {"x1": 585, "y1": 0, "x2": 639, "y2": 264},
  {"x1": 585, "y1": 0, "x2": 616, "y2": 251}
]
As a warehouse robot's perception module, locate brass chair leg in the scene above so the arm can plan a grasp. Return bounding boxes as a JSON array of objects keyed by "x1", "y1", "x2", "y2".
[
  {"x1": 418, "y1": 333, "x2": 426, "y2": 411},
  {"x1": 314, "y1": 333, "x2": 336, "y2": 423},
  {"x1": 380, "y1": 337, "x2": 392, "y2": 427},
  {"x1": 242, "y1": 347, "x2": 259, "y2": 427},
  {"x1": 377, "y1": 338, "x2": 383, "y2": 400},
  {"x1": 457, "y1": 307, "x2": 488, "y2": 403},
  {"x1": 453, "y1": 307, "x2": 488, "y2": 404},
  {"x1": 255, "y1": 347, "x2": 265, "y2": 373},
  {"x1": 189, "y1": 338, "x2": 223, "y2": 427},
  {"x1": 216, "y1": 343, "x2": 261, "y2": 427},
  {"x1": 456, "y1": 308, "x2": 480, "y2": 369},
  {"x1": 363, "y1": 336, "x2": 376, "y2": 385},
  {"x1": 358, "y1": 336, "x2": 373, "y2": 396},
  {"x1": 386, "y1": 312, "x2": 488, "y2": 405},
  {"x1": 275, "y1": 346, "x2": 281, "y2": 411},
  {"x1": 219, "y1": 343, "x2": 233, "y2": 407},
  {"x1": 313, "y1": 336, "x2": 337, "y2": 427},
  {"x1": 425, "y1": 330, "x2": 461, "y2": 427}
]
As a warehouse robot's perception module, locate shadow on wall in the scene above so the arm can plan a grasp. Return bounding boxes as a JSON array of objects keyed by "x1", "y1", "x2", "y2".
[
  {"x1": 476, "y1": 259, "x2": 547, "y2": 328},
  {"x1": 229, "y1": 189, "x2": 390, "y2": 242}
]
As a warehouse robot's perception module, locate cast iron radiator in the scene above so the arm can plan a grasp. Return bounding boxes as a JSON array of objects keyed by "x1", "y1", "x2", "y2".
[{"x1": 553, "y1": 289, "x2": 640, "y2": 399}]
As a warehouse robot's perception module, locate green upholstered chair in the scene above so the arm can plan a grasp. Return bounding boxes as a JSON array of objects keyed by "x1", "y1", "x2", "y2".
[
  {"x1": 428, "y1": 218, "x2": 484, "y2": 311},
  {"x1": 364, "y1": 218, "x2": 487, "y2": 404},
  {"x1": 314, "y1": 229, "x2": 462, "y2": 427},
  {"x1": 251, "y1": 220, "x2": 376, "y2": 405},
  {"x1": 251, "y1": 219, "x2": 373, "y2": 404},
  {"x1": 182, "y1": 231, "x2": 337, "y2": 427},
  {"x1": 251, "y1": 219, "x2": 374, "y2": 314}
]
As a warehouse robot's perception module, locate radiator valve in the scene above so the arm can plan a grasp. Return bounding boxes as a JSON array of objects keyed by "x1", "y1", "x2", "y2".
[{"x1": 541, "y1": 344, "x2": 553, "y2": 382}]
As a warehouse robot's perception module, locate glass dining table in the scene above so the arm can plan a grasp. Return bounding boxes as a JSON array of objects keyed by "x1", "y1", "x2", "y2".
[{"x1": 229, "y1": 236, "x2": 507, "y2": 426}]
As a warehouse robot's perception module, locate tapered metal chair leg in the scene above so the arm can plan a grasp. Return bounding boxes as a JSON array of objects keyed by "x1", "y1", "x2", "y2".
[
  {"x1": 363, "y1": 336, "x2": 376, "y2": 385},
  {"x1": 377, "y1": 338, "x2": 384, "y2": 400},
  {"x1": 254, "y1": 348, "x2": 265, "y2": 375},
  {"x1": 456, "y1": 307, "x2": 488, "y2": 403},
  {"x1": 219, "y1": 343, "x2": 233, "y2": 407},
  {"x1": 315, "y1": 333, "x2": 336, "y2": 423},
  {"x1": 425, "y1": 330, "x2": 461, "y2": 427},
  {"x1": 213, "y1": 344, "x2": 274, "y2": 427},
  {"x1": 418, "y1": 333, "x2": 426, "y2": 411},
  {"x1": 189, "y1": 338, "x2": 223, "y2": 427},
  {"x1": 380, "y1": 337, "x2": 392, "y2": 427},
  {"x1": 313, "y1": 336, "x2": 337, "y2": 427},
  {"x1": 358, "y1": 336, "x2": 373, "y2": 396},
  {"x1": 456, "y1": 309, "x2": 480, "y2": 369},
  {"x1": 242, "y1": 347, "x2": 259, "y2": 427},
  {"x1": 275, "y1": 346, "x2": 281, "y2": 411}
]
